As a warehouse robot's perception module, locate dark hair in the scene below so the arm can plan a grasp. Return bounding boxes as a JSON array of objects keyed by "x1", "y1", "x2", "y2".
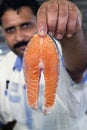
[{"x1": 0, "y1": 0, "x2": 40, "y2": 25}]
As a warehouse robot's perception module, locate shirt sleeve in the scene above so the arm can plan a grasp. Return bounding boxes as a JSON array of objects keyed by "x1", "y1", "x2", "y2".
[
  {"x1": 61, "y1": 55, "x2": 87, "y2": 86},
  {"x1": 57, "y1": 59, "x2": 87, "y2": 117}
]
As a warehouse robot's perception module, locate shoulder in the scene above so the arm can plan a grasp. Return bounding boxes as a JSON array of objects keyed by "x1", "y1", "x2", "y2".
[
  {"x1": 1, "y1": 51, "x2": 17, "y2": 63},
  {"x1": 0, "y1": 51, "x2": 17, "y2": 80},
  {"x1": 0, "y1": 51, "x2": 17, "y2": 68}
]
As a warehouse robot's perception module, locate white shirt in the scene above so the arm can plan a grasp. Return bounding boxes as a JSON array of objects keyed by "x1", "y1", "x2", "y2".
[{"x1": 0, "y1": 51, "x2": 87, "y2": 130}]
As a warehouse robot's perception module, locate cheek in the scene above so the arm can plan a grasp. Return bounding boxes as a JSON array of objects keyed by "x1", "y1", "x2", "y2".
[
  {"x1": 5, "y1": 35, "x2": 14, "y2": 48},
  {"x1": 26, "y1": 28, "x2": 37, "y2": 39},
  {"x1": 30, "y1": 26, "x2": 37, "y2": 34}
]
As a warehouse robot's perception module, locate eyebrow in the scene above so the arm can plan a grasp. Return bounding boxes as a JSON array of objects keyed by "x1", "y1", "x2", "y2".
[{"x1": 20, "y1": 21, "x2": 33, "y2": 26}]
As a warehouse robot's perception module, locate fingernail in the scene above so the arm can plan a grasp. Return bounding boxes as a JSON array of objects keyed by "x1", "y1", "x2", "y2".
[
  {"x1": 56, "y1": 34, "x2": 63, "y2": 39},
  {"x1": 38, "y1": 29, "x2": 46, "y2": 36},
  {"x1": 48, "y1": 32, "x2": 54, "y2": 36},
  {"x1": 67, "y1": 34, "x2": 72, "y2": 38}
]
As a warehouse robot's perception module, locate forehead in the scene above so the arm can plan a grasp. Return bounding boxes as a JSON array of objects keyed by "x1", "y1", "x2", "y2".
[{"x1": 1, "y1": 7, "x2": 36, "y2": 28}]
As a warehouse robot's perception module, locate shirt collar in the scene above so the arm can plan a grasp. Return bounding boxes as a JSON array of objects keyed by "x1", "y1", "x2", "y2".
[{"x1": 13, "y1": 56, "x2": 23, "y2": 71}]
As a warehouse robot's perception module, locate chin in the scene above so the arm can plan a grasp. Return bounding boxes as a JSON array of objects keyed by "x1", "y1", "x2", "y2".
[{"x1": 14, "y1": 51, "x2": 24, "y2": 58}]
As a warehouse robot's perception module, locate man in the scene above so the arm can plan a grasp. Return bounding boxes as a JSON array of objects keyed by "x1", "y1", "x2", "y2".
[{"x1": 0, "y1": 0, "x2": 87, "y2": 130}]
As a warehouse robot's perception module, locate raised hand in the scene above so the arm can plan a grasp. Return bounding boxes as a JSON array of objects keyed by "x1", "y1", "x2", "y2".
[{"x1": 37, "y1": 0, "x2": 82, "y2": 40}]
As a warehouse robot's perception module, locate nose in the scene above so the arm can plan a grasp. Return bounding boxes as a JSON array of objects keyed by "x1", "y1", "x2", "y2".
[{"x1": 15, "y1": 29, "x2": 26, "y2": 42}]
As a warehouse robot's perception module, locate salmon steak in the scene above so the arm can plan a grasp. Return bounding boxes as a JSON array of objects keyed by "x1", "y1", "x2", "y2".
[{"x1": 23, "y1": 34, "x2": 60, "y2": 114}]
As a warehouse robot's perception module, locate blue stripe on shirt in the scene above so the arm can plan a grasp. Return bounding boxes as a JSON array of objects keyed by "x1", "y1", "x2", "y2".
[
  {"x1": 13, "y1": 56, "x2": 33, "y2": 128},
  {"x1": 23, "y1": 85, "x2": 33, "y2": 129},
  {"x1": 13, "y1": 56, "x2": 23, "y2": 71}
]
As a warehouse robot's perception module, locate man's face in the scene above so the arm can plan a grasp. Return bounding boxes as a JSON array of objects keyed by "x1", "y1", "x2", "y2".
[{"x1": 1, "y1": 7, "x2": 37, "y2": 57}]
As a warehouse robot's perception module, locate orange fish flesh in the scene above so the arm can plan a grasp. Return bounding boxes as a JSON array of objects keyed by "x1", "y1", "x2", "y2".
[{"x1": 23, "y1": 34, "x2": 59, "y2": 114}]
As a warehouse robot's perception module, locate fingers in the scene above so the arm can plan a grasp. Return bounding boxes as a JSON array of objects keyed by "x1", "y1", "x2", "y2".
[
  {"x1": 37, "y1": 1, "x2": 58, "y2": 36},
  {"x1": 37, "y1": 0, "x2": 82, "y2": 39},
  {"x1": 46, "y1": 1, "x2": 58, "y2": 36},
  {"x1": 37, "y1": 2, "x2": 47, "y2": 36},
  {"x1": 55, "y1": 3, "x2": 68, "y2": 39},
  {"x1": 65, "y1": 3, "x2": 82, "y2": 38}
]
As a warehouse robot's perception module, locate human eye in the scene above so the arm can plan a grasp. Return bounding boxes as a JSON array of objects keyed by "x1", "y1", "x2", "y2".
[
  {"x1": 5, "y1": 27, "x2": 15, "y2": 34},
  {"x1": 21, "y1": 22, "x2": 33, "y2": 30}
]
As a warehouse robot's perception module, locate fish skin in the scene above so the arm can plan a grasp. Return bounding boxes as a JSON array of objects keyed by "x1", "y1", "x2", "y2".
[{"x1": 23, "y1": 34, "x2": 59, "y2": 114}]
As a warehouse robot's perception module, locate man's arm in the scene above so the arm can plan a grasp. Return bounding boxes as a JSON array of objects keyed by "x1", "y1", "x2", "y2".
[
  {"x1": 37, "y1": 0, "x2": 87, "y2": 82},
  {"x1": 60, "y1": 28, "x2": 87, "y2": 82}
]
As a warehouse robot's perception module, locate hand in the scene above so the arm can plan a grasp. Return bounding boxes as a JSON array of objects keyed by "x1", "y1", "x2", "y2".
[{"x1": 37, "y1": 0, "x2": 82, "y2": 39}]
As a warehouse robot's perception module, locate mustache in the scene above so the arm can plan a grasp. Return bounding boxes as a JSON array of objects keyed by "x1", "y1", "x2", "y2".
[{"x1": 14, "y1": 41, "x2": 29, "y2": 49}]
